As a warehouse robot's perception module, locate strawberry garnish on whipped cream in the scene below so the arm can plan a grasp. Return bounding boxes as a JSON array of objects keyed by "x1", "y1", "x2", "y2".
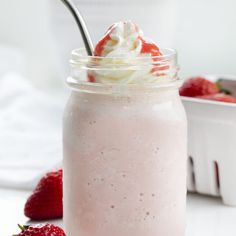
[
  {"x1": 94, "y1": 22, "x2": 161, "y2": 57},
  {"x1": 89, "y1": 21, "x2": 165, "y2": 84}
]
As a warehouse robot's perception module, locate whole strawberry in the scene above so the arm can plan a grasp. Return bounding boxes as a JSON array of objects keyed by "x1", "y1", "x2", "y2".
[
  {"x1": 24, "y1": 169, "x2": 63, "y2": 220},
  {"x1": 198, "y1": 93, "x2": 236, "y2": 103},
  {"x1": 180, "y1": 76, "x2": 219, "y2": 97},
  {"x1": 14, "y1": 224, "x2": 66, "y2": 236}
]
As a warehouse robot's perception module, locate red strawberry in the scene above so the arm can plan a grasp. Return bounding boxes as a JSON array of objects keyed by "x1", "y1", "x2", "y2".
[
  {"x1": 24, "y1": 169, "x2": 63, "y2": 220},
  {"x1": 14, "y1": 224, "x2": 66, "y2": 236},
  {"x1": 88, "y1": 73, "x2": 96, "y2": 83},
  {"x1": 94, "y1": 32, "x2": 111, "y2": 56},
  {"x1": 198, "y1": 93, "x2": 236, "y2": 103},
  {"x1": 139, "y1": 37, "x2": 162, "y2": 57},
  {"x1": 180, "y1": 77, "x2": 219, "y2": 97}
]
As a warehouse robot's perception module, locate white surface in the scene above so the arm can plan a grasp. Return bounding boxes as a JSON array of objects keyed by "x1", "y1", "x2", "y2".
[{"x1": 1, "y1": 188, "x2": 236, "y2": 236}]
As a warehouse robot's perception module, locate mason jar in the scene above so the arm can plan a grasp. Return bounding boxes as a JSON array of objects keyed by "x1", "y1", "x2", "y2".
[{"x1": 63, "y1": 48, "x2": 187, "y2": 236}]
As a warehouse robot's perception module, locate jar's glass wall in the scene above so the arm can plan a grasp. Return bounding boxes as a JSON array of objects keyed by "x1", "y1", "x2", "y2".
[{"x1": 63, "y1": 49, "x2": 187, "y2": 236}]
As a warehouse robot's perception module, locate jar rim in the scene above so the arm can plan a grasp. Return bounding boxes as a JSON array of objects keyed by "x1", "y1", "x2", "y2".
[
  {"x1": 67, "y1": 77, "x2": 182, "y2": 95},
  {"x1": 68, "y1": 47, "x2": 181, "y2": 94},
  {"x1": 71, "y1": 47, "x2": 177, "y2": 62}
]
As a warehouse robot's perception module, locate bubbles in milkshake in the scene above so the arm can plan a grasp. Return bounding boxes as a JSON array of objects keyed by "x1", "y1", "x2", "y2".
[
  {"x1": 89, "y1": 120, "x2": 97, "y2": 125},
  {"x1": 154, "y1": 147, "x2": 159, "y2": 154}
]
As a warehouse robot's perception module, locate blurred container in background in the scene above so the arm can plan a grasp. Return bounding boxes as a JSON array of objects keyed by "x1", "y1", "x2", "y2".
[
  {"x1": 0, "y1": 0, "x2": 61, "y2": 90},
  {"x1": 175, "y1": 0, "x2": 236, "y2": 79},
  {"x1": 49, "y1": 0, "x2": 177, "y2": 82},
  {"x1": 0, "y1": 0, "x2": 236, "y2": 89}
]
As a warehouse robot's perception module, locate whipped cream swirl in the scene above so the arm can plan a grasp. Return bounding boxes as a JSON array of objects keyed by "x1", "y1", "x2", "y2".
[
  {"x1": 96, "y1": 21, "x2": 143, "y2": 57},
  {"x1": 90, "y1": 21, "x2": 164, "y2": 84}
]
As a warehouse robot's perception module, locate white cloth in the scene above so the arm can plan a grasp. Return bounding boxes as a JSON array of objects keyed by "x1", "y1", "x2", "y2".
[{"x1": 0, "y1": 73, "x2": 64, "y2": 190}]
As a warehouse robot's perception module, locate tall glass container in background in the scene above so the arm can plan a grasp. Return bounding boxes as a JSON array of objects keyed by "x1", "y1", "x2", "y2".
[{"x1": 49, "y1": 0, "x2": 177, "y2": 80}]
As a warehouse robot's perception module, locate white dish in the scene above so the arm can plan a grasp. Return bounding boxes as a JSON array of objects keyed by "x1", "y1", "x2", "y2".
[{"x1": 182, "y1": 75, "x2": 236, "y2": 206}]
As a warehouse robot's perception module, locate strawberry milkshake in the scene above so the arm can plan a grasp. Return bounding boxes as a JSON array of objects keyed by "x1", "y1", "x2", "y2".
[{"x1": 63, "y1": 22, "x2": 187, "y2": 236}]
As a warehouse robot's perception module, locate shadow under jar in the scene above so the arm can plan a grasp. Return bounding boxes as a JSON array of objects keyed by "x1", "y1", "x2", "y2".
[{"x1": 63, "y1": 48, "x2": 187, "y2": 236}]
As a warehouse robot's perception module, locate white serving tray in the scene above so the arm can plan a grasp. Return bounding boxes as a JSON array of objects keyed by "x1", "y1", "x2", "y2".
[{"x1": 182, "y1": 76, "x2": 236, "y2": 206}]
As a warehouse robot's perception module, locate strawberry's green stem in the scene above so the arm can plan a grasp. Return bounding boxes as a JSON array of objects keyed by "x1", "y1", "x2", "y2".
[{"x1": 13, "y1": 224, "x2": 29, "y2": 236}]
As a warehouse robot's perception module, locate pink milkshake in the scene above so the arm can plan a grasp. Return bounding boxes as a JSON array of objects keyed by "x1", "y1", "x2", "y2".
[{"x1": 63, "y1": 22, "x2": 187, "y2": 236}]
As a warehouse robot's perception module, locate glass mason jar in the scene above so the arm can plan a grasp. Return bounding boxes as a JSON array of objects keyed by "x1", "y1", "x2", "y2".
[{"x1": 63, "y1": 49, "x2": 187, "y2": 236}]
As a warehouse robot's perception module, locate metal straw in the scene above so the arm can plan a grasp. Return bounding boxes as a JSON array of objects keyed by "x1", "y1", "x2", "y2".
[{"x1": 59, "y1": 0, "x2": 94, "y2": 56}]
